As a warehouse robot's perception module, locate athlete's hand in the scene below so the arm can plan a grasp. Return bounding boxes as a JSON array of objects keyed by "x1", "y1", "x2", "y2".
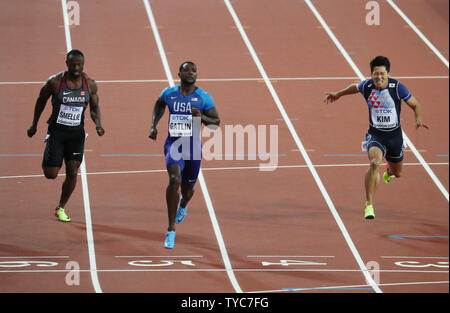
[
  {"x1": 415, "y1": 120, "x2": 429, "y2": 130},
  {"x1": 96, "y1": 126, "x2": 105, "y2": 136},
  {"x1": 149, "y1": 126, "x2": 157, "y2": 140},
  {"x1": 27, "y1": 125, "x2": 37, "y2": 138},
  {"x1": 323, "y1": 92, "x2": 340, "y2": 104},
  {"x1": 191, "y1": 108, "x2": 201, "y2": 117}
]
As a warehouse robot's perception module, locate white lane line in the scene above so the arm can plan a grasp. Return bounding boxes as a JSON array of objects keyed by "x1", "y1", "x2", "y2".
[
  {"x1": 0, "y1": 76, "x2": 448, "y2": 85},
  {"x1": 1, "y1": 162, "x2": 448, "y2": 180},
  {"x1": 60, "y1": 0, "x2": 102, "y2": 293},
  {"x1": 386, "y1": 0, "x2": 449, "y2": 68},
  {"x1": 0, "y1": 268, "x2": 447, "y2": 274},
  {"x1": 248, "y1": 255, "x2": 335, "y2": 258},
  {"x1": 250, "y1": 280, "x2": 450, "y2": 293},
  {"x1": 381, "y1": 256, "x2": 449, "y2": 259},
  {"x1": 115, "y1": 256, "x2": 204, "y2": 258},
  {"x1": 306, "y1": 0, "x2": 449, "y2": 202},
  {"x1": 142, "y1": 0, "x2": 243, "y2": 294},
  {"x1": 225, "y1": 0, "x2": 382, "y2": 293},
  {"x1": 0, "y1": 256, "x2": 70, "y2": 259}
]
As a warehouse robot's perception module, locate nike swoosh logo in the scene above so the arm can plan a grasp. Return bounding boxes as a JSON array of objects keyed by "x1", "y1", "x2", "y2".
[
  {"x1": 73, "y1": 152, "x2": 82, "y2": 155},
  {"x1": 63, "y1": 91, "x2": 72, "y2": 95}
]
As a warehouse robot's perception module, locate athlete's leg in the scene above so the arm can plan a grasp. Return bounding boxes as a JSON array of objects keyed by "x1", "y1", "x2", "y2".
[
  {"x1": 365, "y1": 146, "x2": 383, "y2": 205},
  {"x1": 43, "y1": 166, "x2": 60, "y2": 179},
  {"x1": 166, "y1": 164, "x2": 181, "y2": 231},
  {"x1": 59, "y1": 160, "x2": 81, "y2": 208},
  {"x1": 387, "y1": 161, "x2": 402, "y2": 178},
  {"x1": 42, "y1": 131, "x2": 63, "y2": 179},
  {"x1": 180, "y1": 184, "x2": 195, "y2": 208}
]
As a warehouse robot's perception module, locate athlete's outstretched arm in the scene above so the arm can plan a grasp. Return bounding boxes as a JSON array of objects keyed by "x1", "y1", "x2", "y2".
[
  {"x1": 149, "y1": 97, "x2": 166, "y2": 140},
  {"x1": 192, "y1": 107, "x2": 220, "y2": 127},
  {"x1": 27, "y1": 78, "x2": 55, "y2": 137},
  {"x1": 88, "y1": 79, "x2": 105, "y2": 136},
  {"x1": 323, "y1": 83, "x2": 359, "y2": 104},
  {"x1": 405, "y1": 96, "x2": 429, "y2": 130}
]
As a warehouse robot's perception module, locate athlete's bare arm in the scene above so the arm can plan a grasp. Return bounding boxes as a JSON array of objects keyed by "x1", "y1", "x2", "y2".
[
  {"x1": 323, "y1": 83, "x2": 359, "y2": 104},
  {"x1": 405, "y1": 96, "x2": 429, "y2": 130},
  {"x1": 27, "y1": 75, "x2": 60, "y2": 137},
  {"x1": 149, "y1": 97, "x2": 166, "y2": 140},
  {"x1": 192, "y1": 107, "x2": 220, "y2": 127},
  {"x1": 87, "y1": 77, "x2": 105, "y2": 136}
]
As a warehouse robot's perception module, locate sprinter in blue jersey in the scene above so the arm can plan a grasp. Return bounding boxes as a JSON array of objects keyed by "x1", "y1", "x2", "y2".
[
  {"x1": 324, "y1": 56, "x2": 428, "y2": 219},
  {"x1": 149, "y1": 61, "x2": 220, "y2": 248}
]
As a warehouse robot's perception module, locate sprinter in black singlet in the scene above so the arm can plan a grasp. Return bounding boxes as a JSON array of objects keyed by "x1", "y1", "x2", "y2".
[{"x1": 27, "y1": 50, "x2": 105, "y2": 222}]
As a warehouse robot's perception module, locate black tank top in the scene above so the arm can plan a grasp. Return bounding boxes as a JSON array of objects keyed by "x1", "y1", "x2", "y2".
[{"x1": 48, "y1": 71, "x2": 89, "y2": 131}]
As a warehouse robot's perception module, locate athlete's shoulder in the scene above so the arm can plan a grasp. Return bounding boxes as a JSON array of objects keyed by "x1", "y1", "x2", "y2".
[
  {"x1": 194, "y1": 87, "x2": 215, "y2": 110},
  {"x1": 45, "y1": 71, "x2": 64, "y2": 91},
  {"x1": 194, "y1": 87, "x2": 214, "y2": 100},
  {"x1": 83, "y1": 72, "x2": 97, "y2": 92},
  {"x1": 161, "y1": 85, "x2": 179, "y2": 96},
  {"x1": 358, "y1": 78, "x2": 373, "y2": 93},
  {"x1": 47, "y1": 71, "x2": 64, "y2": 83},
  {"x1": 388, "y1": 77, "x2": 399, "y2": 86}
]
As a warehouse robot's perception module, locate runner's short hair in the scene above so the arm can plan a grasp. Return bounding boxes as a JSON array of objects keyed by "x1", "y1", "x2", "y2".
[
  {"x1": 66, "y1": 49, "x2": 84, "y2": 60},
  {"x1": 370, "y1": 56, "x2": 390, "y2": 73},
  {"x1": 179, "y1": 61, "x2": 196, "y2": 72}
]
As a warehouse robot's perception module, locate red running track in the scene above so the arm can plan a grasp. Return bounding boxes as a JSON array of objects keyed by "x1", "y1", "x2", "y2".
[{"x1": 0, "y1": 0, "x2": 448, "y2": 294}]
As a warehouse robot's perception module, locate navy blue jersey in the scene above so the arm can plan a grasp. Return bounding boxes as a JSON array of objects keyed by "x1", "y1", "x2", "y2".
[{"x1": 358, "y1": 78, "x2": 411, "y2": 132}]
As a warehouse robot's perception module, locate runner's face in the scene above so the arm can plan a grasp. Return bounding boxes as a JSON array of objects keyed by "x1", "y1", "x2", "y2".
[
  {"x1": 179, "y1": 63, "x2": 197, "y2": 85},
  {"x1": 66, "y1": 55, "x2": 84, "y2": 78},
  {"x1": 371, "y1": 66, "x2": 389, "y2": 89}
]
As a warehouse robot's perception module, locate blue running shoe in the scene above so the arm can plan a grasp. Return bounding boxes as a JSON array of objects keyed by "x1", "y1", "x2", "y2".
[
  {"x1": 163, "y1": 231, "x2": 176, "y2": 249},
  {"x1": 175, "y1": 196, "x2": 188, "y2": 224}
]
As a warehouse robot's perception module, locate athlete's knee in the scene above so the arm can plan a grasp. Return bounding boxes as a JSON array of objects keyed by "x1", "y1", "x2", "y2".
[
  {"x1": 369, "y1": 159, "x2": 381, "y2": 171},
  {"x1": 44, "y1": 172, "x2": 58, "y2": 179},
  {"x1": 168, "y1": 174, "x2": 181, "y2": 189},
  {"x1": 65, "y1": 161, "x2": 80, "y2": 178},
  {"x1": 43, "y1": 168, "x2": 58, "y2": 179}
]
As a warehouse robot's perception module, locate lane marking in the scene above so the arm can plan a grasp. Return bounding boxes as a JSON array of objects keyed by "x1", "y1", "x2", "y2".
[
  {"x1": 115, "y1": 255, "x2": 204, "y2": 258},
  {"x1": 248, "y1": 255, "x2": 335, "y2": 258},
  {"x1": 264, "y1": 280, "x2": 450, "y2": 293},
  {"x1": 60, "y1": 0, "x2": 102, "y2": 293},
  {"x1": 0, "y1": 268, "x2": 447, "y2": 274},
  {"x1": 226, "y1": 0, "x2": 382, "y2": 293},
  {"x1": 0, "y1": 256, "x2": 70, "y2": 259},
  {"x1": 381, "y1": 256, "x2": 449, "y2": 259},
  {"x1": 306, "y1": 0, "x2": 449, "y2": 202},
  {"x1": 1, "y1": 162, "x2": 448, "y2": 180},
  {"x1": 388, "y1": 235, "x2": 449, "y2": 239},
  {"x1": 386, "y1": 0, "x2": 449, "y2": 68},
  {"x1": 142, "y1": 0, "x2": 243, "y2": 294},
  {"x1": 0, "y1": 75, "x2": 448, "y2": 85}
]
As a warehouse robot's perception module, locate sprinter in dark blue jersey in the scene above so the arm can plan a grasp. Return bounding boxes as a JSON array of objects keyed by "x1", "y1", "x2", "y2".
[
  {"x1": 27, "y1": 50, "x2": 105, "y2": 222},
  {"x1": 149, "y1": 61, "x2": 220, "y2": 248},
  {"x1": 324, "y1": 56, "x2": 428, "y2": 219}
]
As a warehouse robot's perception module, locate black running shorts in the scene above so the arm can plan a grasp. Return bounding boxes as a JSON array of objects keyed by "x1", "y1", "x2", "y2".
[{"x1": 42, "y1": 128, "x2": 86, "y2": 167}]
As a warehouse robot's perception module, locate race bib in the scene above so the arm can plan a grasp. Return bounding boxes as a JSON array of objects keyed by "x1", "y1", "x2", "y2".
[
  {"x1": 371, "y1": 108, "x2": 398, "y2": 129},
  {"x1": 56, "y1": 104, "x2": 83, "y2": 126},
  {"x1": 169, "y1": 114, "x2": 192, "y2": 137},
  {"x1": 369, "y1": 89, "x2": 398, "y2": 129}
]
